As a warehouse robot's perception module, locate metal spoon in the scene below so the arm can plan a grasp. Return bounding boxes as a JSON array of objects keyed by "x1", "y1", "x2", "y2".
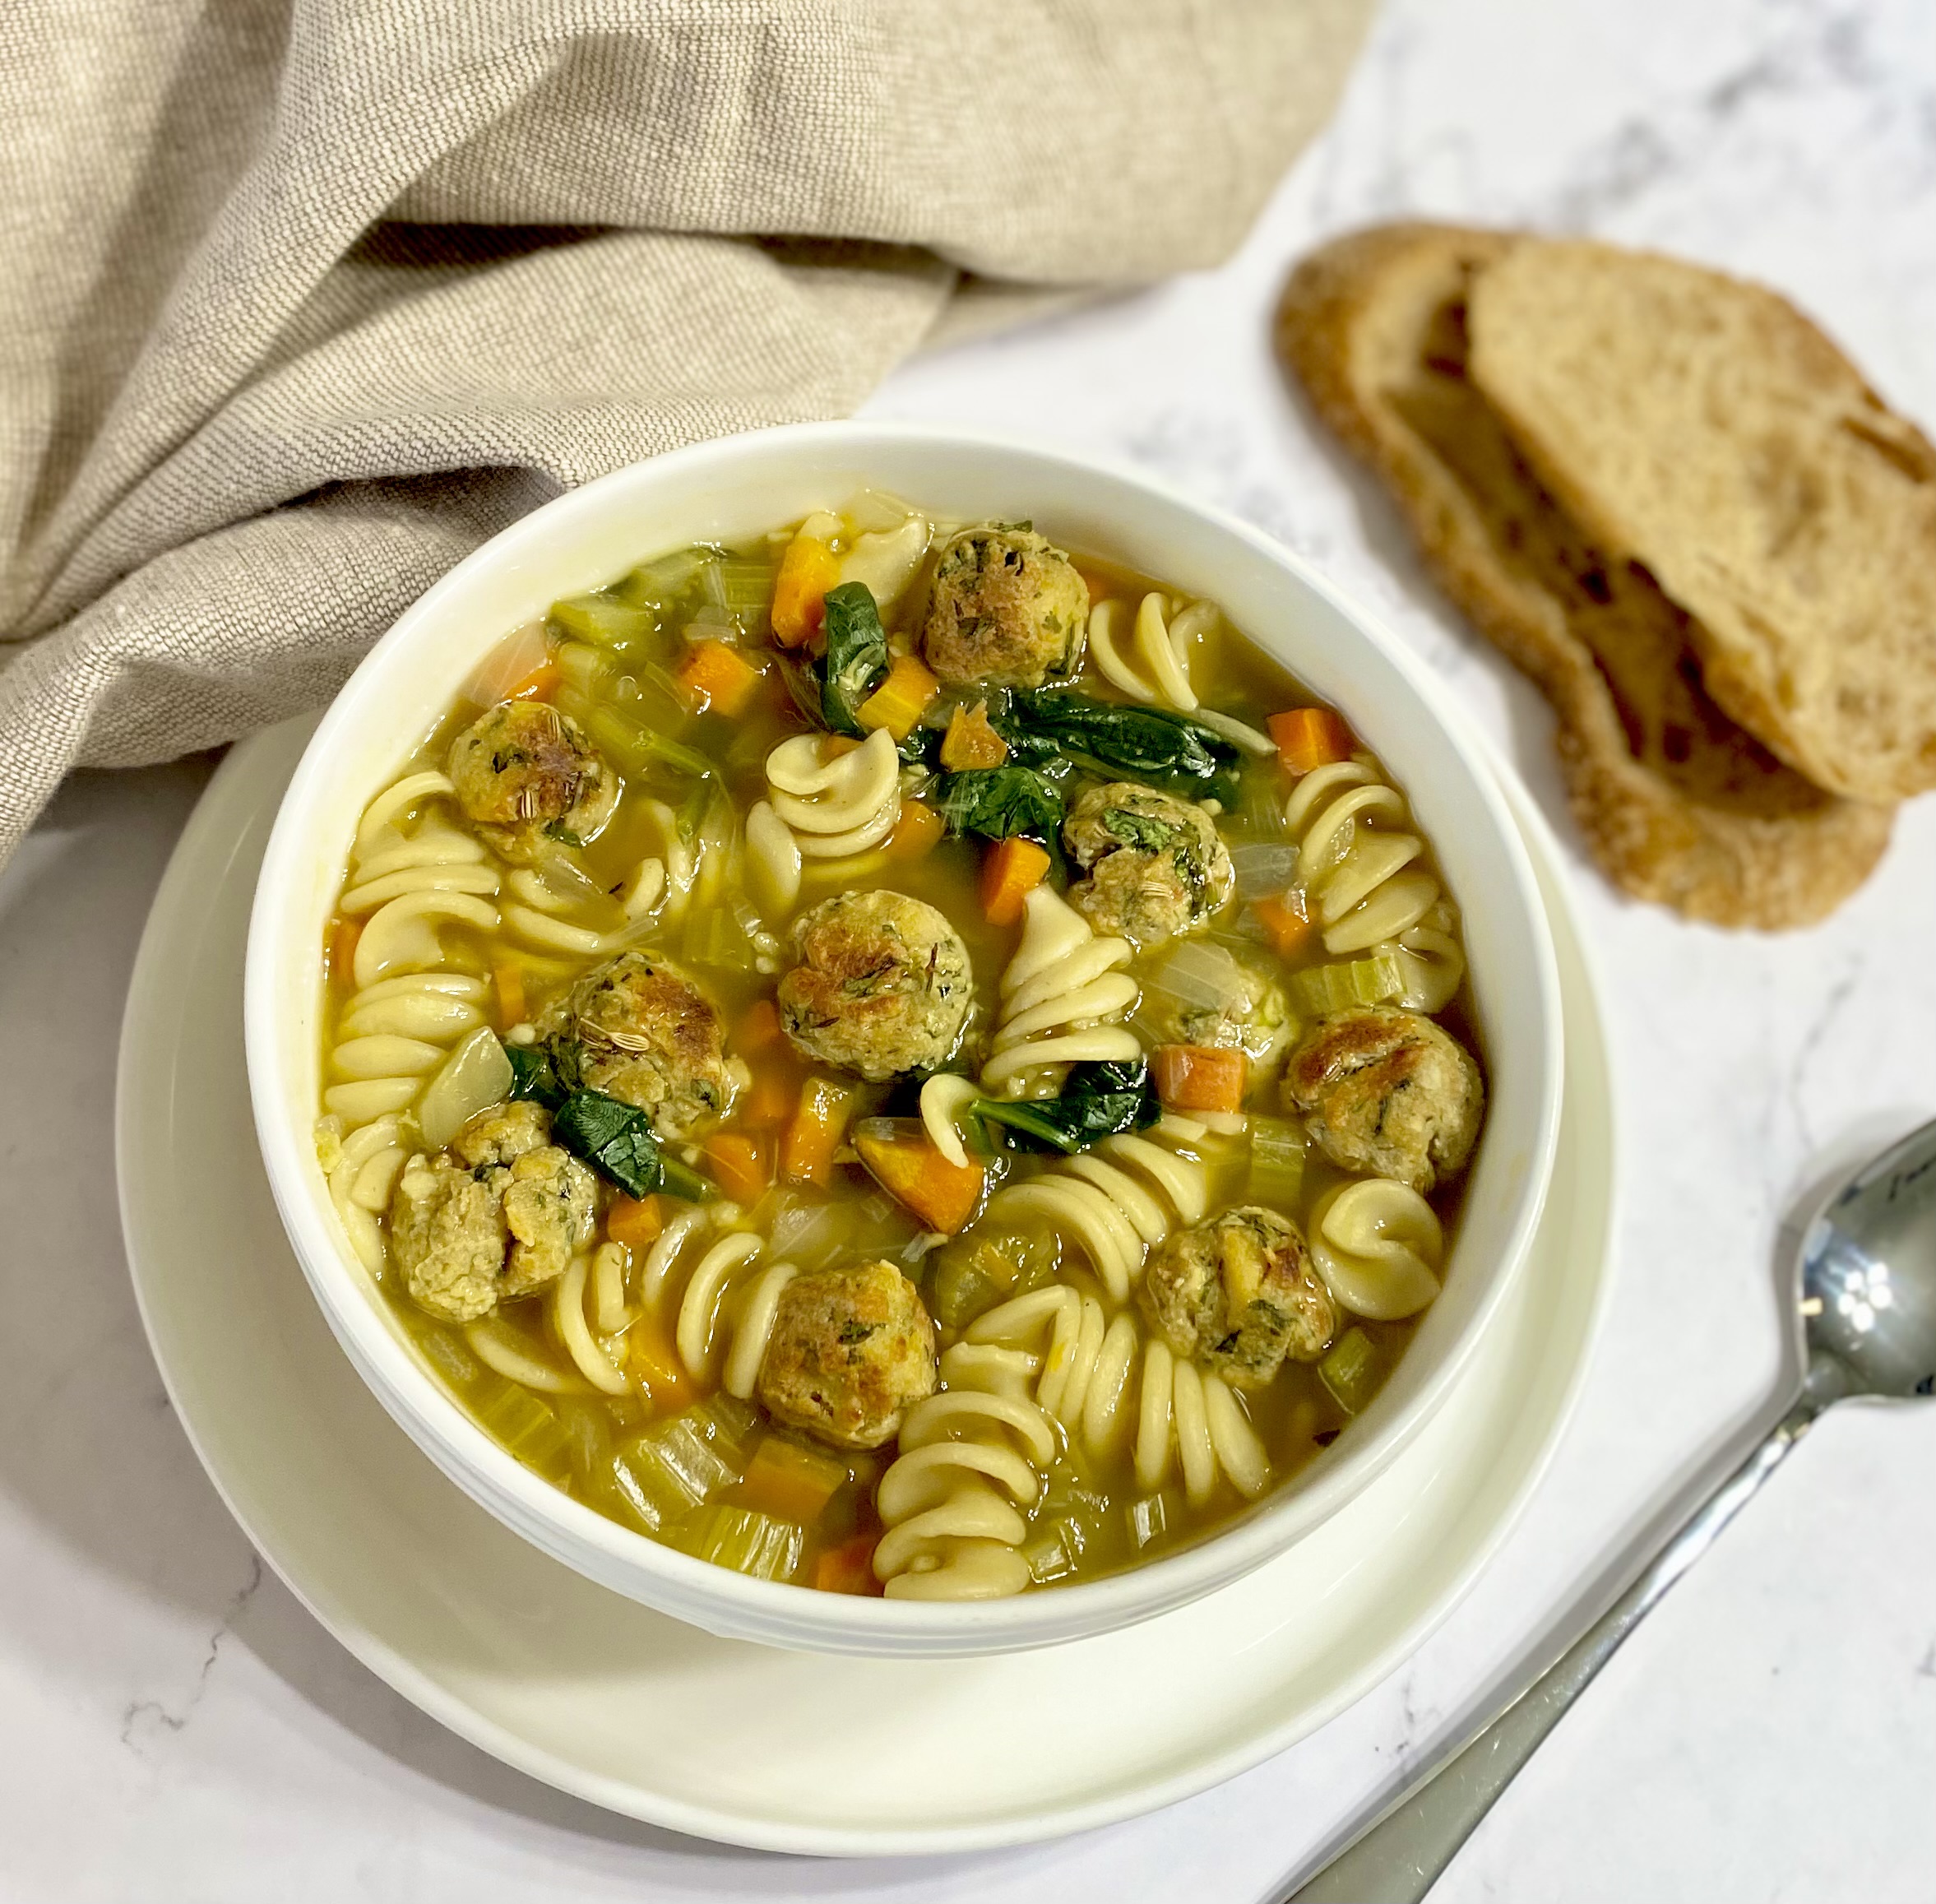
[{"x1": 1278, "y1": 1115, "x2": 1936, "y2": 1904}]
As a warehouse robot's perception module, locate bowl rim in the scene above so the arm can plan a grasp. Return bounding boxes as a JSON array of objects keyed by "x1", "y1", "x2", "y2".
[{"x1": 245, "y1": 419, "x2": 1564, "y2": 1652}]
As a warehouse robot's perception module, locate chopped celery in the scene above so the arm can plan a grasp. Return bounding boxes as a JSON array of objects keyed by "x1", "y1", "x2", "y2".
[
  {"x1": 1288, "y1": 952, "x2": 1406, "y2": 1017},
  {"x1": 1127, "y1": 1488, "x2": 1183, "y2": 1552},
  {"x1": 1319, "y1": 1327, "x2": 1380, "y2": 1415},
  {"x1": 577, "y1": 702, "x2": 712, "y2": 783},
  {"x1": 477, "y1": 1382, "x2": 573, "y2": 1478},
  {"x1": 681, "y1": 901, "x2": 755, "y2": 973},
  {"x1": 555, "y1": 640, "x2": 613, "y2": 701},
  {"x1": 610, "y1": 1414, "x2": 740, "y2": 1531},
  {"x1": 688, "y1": 1504, "x2": 805, "y2": 1582},
  {"x1": 1021, "y1": 1522, "x2": 1083, "y2": 1584},
  {"x1": 710, "y1": 557, "x2": 774, "y2": 633},
  {"x1": 549, "y1": 591, "x2": 658, "y2": 649},
  {"x1": 692, "y1": 1392, "x2": 762, "y2": 1461},
  {"x1": 930, "y1": 1258, "x2": 1001, "y2": 1331},
  {"x1": 1245, "y1": 1115, "x2": 1308, "y2": 1209},
  {"x1": 418, "y1": 1327, "x2": 483, "y2": 1392},
  {"x1": 558, "y1": 1398, "x2": 614, "y2": 1494},
  {"x1": 618, "y1": 547, "x2": 712, "y2": 609}
]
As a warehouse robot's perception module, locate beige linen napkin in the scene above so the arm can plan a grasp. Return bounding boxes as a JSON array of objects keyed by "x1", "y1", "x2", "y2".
[{"x1": 0, "y1": 0, "x2": 1373, "y2": 859}]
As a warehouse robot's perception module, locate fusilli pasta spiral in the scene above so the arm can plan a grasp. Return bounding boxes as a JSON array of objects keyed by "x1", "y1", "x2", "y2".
[
  {"x1": 1308, "y1": 1179, "x2": 1444, "y2": 1320},
  {"x1": 978, "y1": 1118, "x2": 1209, "y2": 1304},
  {"x1": 980, "y1": 884, "x2": 1141, "y2": 1097},
  {"x1": 748, "y1": 728, "x2": 902, "y2": 917},
  {"x1": 872, "y1": 1337, "x2": 1058, "y2": 1601},
  {"x1": 966, "y1": 1286, "x2": 1141, "y2": 1461},
  {"x1": 1133, "y1": 1339, "x2": 1271, "y2": 1506},
  {"x1": 1086, "y1": 594, "x2": 1272, "y2": 753}
]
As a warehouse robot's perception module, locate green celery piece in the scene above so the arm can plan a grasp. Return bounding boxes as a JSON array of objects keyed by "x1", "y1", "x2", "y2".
[
  {"x1": 711, "y1": 557, "x2": 774, "y2": 630},
  {"x1": 691, "y1": 1392, "x2": 761, "y2": 1462},
  {"x1": 1021, "y1": 1522, "x2": 1081, "y2": 1585},
  {"x1": 1127, "y1": 1488, "x2": 1181, "y2": 1551},
  {"x1": 618, "y1": 547, "x2": 712, "y2": 609},
  {"x1": 611, "y1": 1417, "x2": 738, "y2": 1531},
  {"x1": 1288, "y1": 952, "x2": 1406, "y2": 1017},
  {"x1": 1320, "y1": 1327, "x2": 1380, "y2": 1415},
  {"x1": 477, "y1": 1382, "x2": 573, "y2": 1478},
  {"x1": 578, "y1": 703, "x2": 712, "y2": 783},
  {"x1": 418, "y1": 1327, "x2": 484, "y2": 1392},
  {"x1": 1245, "y1": 1115, "x2": 1308, "y2": 1208},
  {"x1": 689, "y1": 1504, "x2": 806, "y2": 1582},
  {"x1": 681, "y1": 901, "x2": 755, "y2": 974},
  {"x1": 929, "y1": 1257, "x2": 1002, "y2": 1332},
  {"x1": 551, "y1": 592, "x2": 658, "y2": 648}
]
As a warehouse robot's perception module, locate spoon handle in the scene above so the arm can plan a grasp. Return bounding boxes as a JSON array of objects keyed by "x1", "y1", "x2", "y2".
[{"x1": 1276, "y1": 1398, "x2": 1819, "y2": 1904}]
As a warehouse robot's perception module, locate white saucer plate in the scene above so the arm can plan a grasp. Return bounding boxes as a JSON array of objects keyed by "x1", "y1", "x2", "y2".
[{"x1": 117, "y1": 718, "x2": 1614, "y2": 1857}]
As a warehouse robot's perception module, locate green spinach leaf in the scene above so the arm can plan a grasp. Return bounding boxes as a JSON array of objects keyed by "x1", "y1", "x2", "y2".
[
  {"x1": 972, "y1": 1059, "x2": 1160, "y2": 1155},
  {"x1": 818, "y1": 581, "x2": 889, "y2": 736},
  {"x1": 1009, "y1": 689, "x2": 1241, "y2": 804},
  {"x1": 936, "y1": 764, "x2": 1066, "y2": 841},
  {"x1": 550, "y1": 1090, "x2": 714, "y2": 1202}
]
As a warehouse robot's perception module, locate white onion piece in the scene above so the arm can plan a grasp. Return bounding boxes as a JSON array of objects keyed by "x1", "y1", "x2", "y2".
[{"x1": 416, "y1": 1026, "x2": 513, "y2": 1150}]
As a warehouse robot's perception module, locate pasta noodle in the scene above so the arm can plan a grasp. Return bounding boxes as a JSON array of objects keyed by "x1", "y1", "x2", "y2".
[
  {"x1": 1132, "y1": 1339, "x2": 1271, "y2": 1506},
  {"x1": 1308, "y1": 1179, "x2": 1444, "y2": 1320},
  {"x1": 1086, "y1": 594, "x2": 1273, "y2": 753},
  {"x1": 981, "y1": 884, "x2": 1141, "y2": 1097},
  {"x1": 635, "y1": 1216, "x2": 800, "y2": 1402},
  {"x1": 979, "y1": 1118, "x2": 1209, "y2": 1303},
  {"x1": 760, "y1": 727, "x2": 901, "y2": 867},
  {"x1": 966, "y1": 1286, "x2": 1141, "y2": 1461},
  {"x1": 872, "y1": 1338, "x2": 1058, "y2": 1601}
]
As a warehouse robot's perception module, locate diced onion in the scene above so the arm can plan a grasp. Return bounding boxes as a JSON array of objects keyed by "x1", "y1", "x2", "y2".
[
  {"x1": 1228, "y1": 843, "x2": 1300, "y2": 901},
  {"x1": 417, "y1": 1026, "x2": 513, "y2": 1150},
  {"x1": 461, "y1": 619, "x2": 550, "y2": 707}
]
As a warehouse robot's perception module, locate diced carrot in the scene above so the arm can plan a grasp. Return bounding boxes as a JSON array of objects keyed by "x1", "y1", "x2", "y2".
[
  {"x1": 493, "y1": 961, "x2": 526, "y2": 1029},
  {"x1": 627, "y1": 1319, "x2": 697, "y2": 1411},
  {"x1": 327, "y1": 916, "x2": 362, "y2": 989},
  {"x1": 853, "y1": 1125, "x2": 985, "y2": 1235},
  {"x1": 856, "y1": 653, "x2": 939, "y2": 741},
  {"x1": 1252, "y1": 896, "x2": 1312, "y2": 961},
  {"x1": 771, "y1": 532, "x2": 841, "y2": 648},
  {"x1": 703, "y1": 1131, "x2": 771, "y2": 1204},
  {"x1": 1268, "y1": 707, "x2": 1354, "y2": 776},
  {"x1": 940, "y1": 700, "x2": 1010, "y2": 771},
  {"x1": 737, "y1": 998, "x2": 785, "y2": 1056},
  {"x1": 606, "y1": 1193, "x2": 663, "y2": 1250},
  {"x1": 739, "y1": 1435, "x2": 847, "y2": 1525},
  {"x1": 980, "y1": 836, "x2": 1051, "y2": 928},
  {"x1": 813, "y1": 1532, "x2": 882, "y2": 1596},
  {"x1": 743, "y1": 1060, "x2": 802, "y2": 1130},
  {"x1": 1151, "y1": 1045, "x2": 1248, "y2": 1114},
  {"x1": 676, "y1": 637, "x2": 764, "y2": 717},
  {"x1": 885, "y1": 799, "x2": 945, "y2": 860},
  {"x1": 503, "y1": 656, "x2": 559, "y2": 703},
  {"x1": 781, "y1": 1077, "x2": 857, "y2": 1186}
]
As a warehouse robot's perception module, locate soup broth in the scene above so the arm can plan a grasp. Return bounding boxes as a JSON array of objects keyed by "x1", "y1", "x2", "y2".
[{"x1": 315, "y1": 497, "x2": 1486, "y2": 1600}]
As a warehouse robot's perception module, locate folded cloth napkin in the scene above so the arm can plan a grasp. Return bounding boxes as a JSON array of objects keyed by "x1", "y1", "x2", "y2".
[{"x1": 0, "y1": 0, "x2": 1373, "y2": 860}]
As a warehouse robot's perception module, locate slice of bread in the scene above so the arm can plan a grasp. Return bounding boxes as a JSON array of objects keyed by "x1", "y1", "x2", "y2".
[
  {"x1": 1469, "y1": 242, "x2": 1936, "y2": 806},
  {"x1": 1276, "y1": 222, "x2": 1892, "y2": 930}
]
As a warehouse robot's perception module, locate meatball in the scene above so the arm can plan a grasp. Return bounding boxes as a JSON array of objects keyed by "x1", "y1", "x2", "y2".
[
  {"x1": 535, "y1": 950, "x2": 735, "y2": 1138},
  {"x1": 778, "y1": 890, "x2": 973, "y2": 1082},
  {"x1": 447, "y1": 699, "x2": 618, "y2": 864},
  {"x1": 919, "y1": 524, "x2": 1090, "y2": 688},
  {"x1": 1281, "y1": 1005, "x2": 1484, "y2": 1194},
  {"x1": 1147, "y1": 948, "x2": 1297, "y2": 1068},
  {"x1": 1140, "y1": 1206, "x2": 1334, "y2": 1388},
  {"x1": 757, "y1": 1260, "x2": 939, "y2": 1450},
  {"x1": 391, "y1": 1104, "x2": 597, "y2": 1321},
  {"x1": 390, "y1": 1154, "x2": 510, "y2": 1323},
  {"x1": 1063, "y1": 782, "x2": 1234, "y2": 945}
]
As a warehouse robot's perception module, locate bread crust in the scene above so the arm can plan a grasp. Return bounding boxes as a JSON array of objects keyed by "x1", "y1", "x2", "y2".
[{"x1": 1276, "y1": 222, "x2": 1892, "y2": 930}]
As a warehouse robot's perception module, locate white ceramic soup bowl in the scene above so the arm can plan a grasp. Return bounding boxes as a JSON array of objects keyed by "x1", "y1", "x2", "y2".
[{"x1": 247, "y1": 421, "x2": 1563, "y2": 1658}]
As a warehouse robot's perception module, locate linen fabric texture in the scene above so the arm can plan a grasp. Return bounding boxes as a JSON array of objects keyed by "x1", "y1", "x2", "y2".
[{"x1": 0, "y1": 0, "x2": 1373, "y2": 859}]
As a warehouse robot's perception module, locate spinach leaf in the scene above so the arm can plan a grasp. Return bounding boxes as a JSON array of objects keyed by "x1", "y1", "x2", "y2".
[
  {"x1": 507, "y1": 1040, "x2": 576, "y2": 1111},
  {"x1": 818, "y1": 581, "x2": 889, "y2": 736},
  {"x1": 936, "y1": 764, "x2": 1066, "y2": 841},
  {"x1": 1100, "y1": 807, "x2": 1184, "y2": 853},
  {"x1": 550, "y1": 1090, "x2": 715, "y2": 1202},
  {"x1": 1009, "y1": 689, "x2": 1242, "y2": 804},
  {"x1": 973, "y1": 1059, "x2": 1160, "y2": 1155}
]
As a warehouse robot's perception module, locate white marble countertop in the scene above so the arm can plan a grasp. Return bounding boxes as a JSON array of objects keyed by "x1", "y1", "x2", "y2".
[{"x1": 7, "y1": 0, "x2": 1936, "y2": 1896}]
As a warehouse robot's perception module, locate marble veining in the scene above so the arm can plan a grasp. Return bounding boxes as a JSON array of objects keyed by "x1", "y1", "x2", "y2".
[{"x1": 4, "y1": 0, "x2": 1935, "y2": 1898}]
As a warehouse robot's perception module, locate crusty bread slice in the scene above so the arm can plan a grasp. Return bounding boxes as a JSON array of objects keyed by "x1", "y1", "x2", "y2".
[
  {"x1": 1468, "y1": 241, "x2": 1936, "y2": 805},
  {"x1": 1276, "y1": 223, "x2": 1892, "y2": 929}
]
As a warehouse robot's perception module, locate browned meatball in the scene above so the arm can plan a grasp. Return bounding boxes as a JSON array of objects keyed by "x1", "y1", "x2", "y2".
[
  {"x1": 1063, "y1": 782, "x2": 1234, "y2": 945},
  {"x1": 1282, "y1": 1006, "x2": 1484, "y2": 1194},
  {"x1": 1140, "y1": 1207, "x2": 1334, "y2": 1387},
  {"x1": 447, "y1": 699, "x2": 617, "y2": 864},
  {"x1": 778, "y1": 891, "x2": 973, "y2": 1081},
  {"x1": 757, "y1": 1260, "x2": 938, "y2": 1450},
  {"x1": 919, "y1": 525, "x2": 1089, "y2": 688},
  {"x1": 536, "y1": 950, "x2": 736, "y2": 1138}
]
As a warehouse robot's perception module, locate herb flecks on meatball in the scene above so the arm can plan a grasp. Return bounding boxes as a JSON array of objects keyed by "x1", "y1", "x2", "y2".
[
  {"x1": 1140, "y1": 1206, "x2": 1334, "y2": 1388},
  {"x1": 757, "y1": 1260, "x2": 939, "y2": 1450},
  {"x1": 447, "y1": 698, "x2": 617, "y2": 864},
  {"x1": 389, "y1": 1100, "x2": 595, "y2": 1323},
  {"x1": 1063, "y1": 782, "x2": 1234, "y2": 945},
  {"x1": 919, "y1": 524, "x2": 1090, "y2": 689},
  {"x1": 1282, "y1": 1005, "x2": 1484, "y2": 1195},
  {"x1": 778, "y1": 890, "x2": 973, "y2": 1082},
  {"x1": 536, "y1": 950, "x2": 736, "y2": 1139}
]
